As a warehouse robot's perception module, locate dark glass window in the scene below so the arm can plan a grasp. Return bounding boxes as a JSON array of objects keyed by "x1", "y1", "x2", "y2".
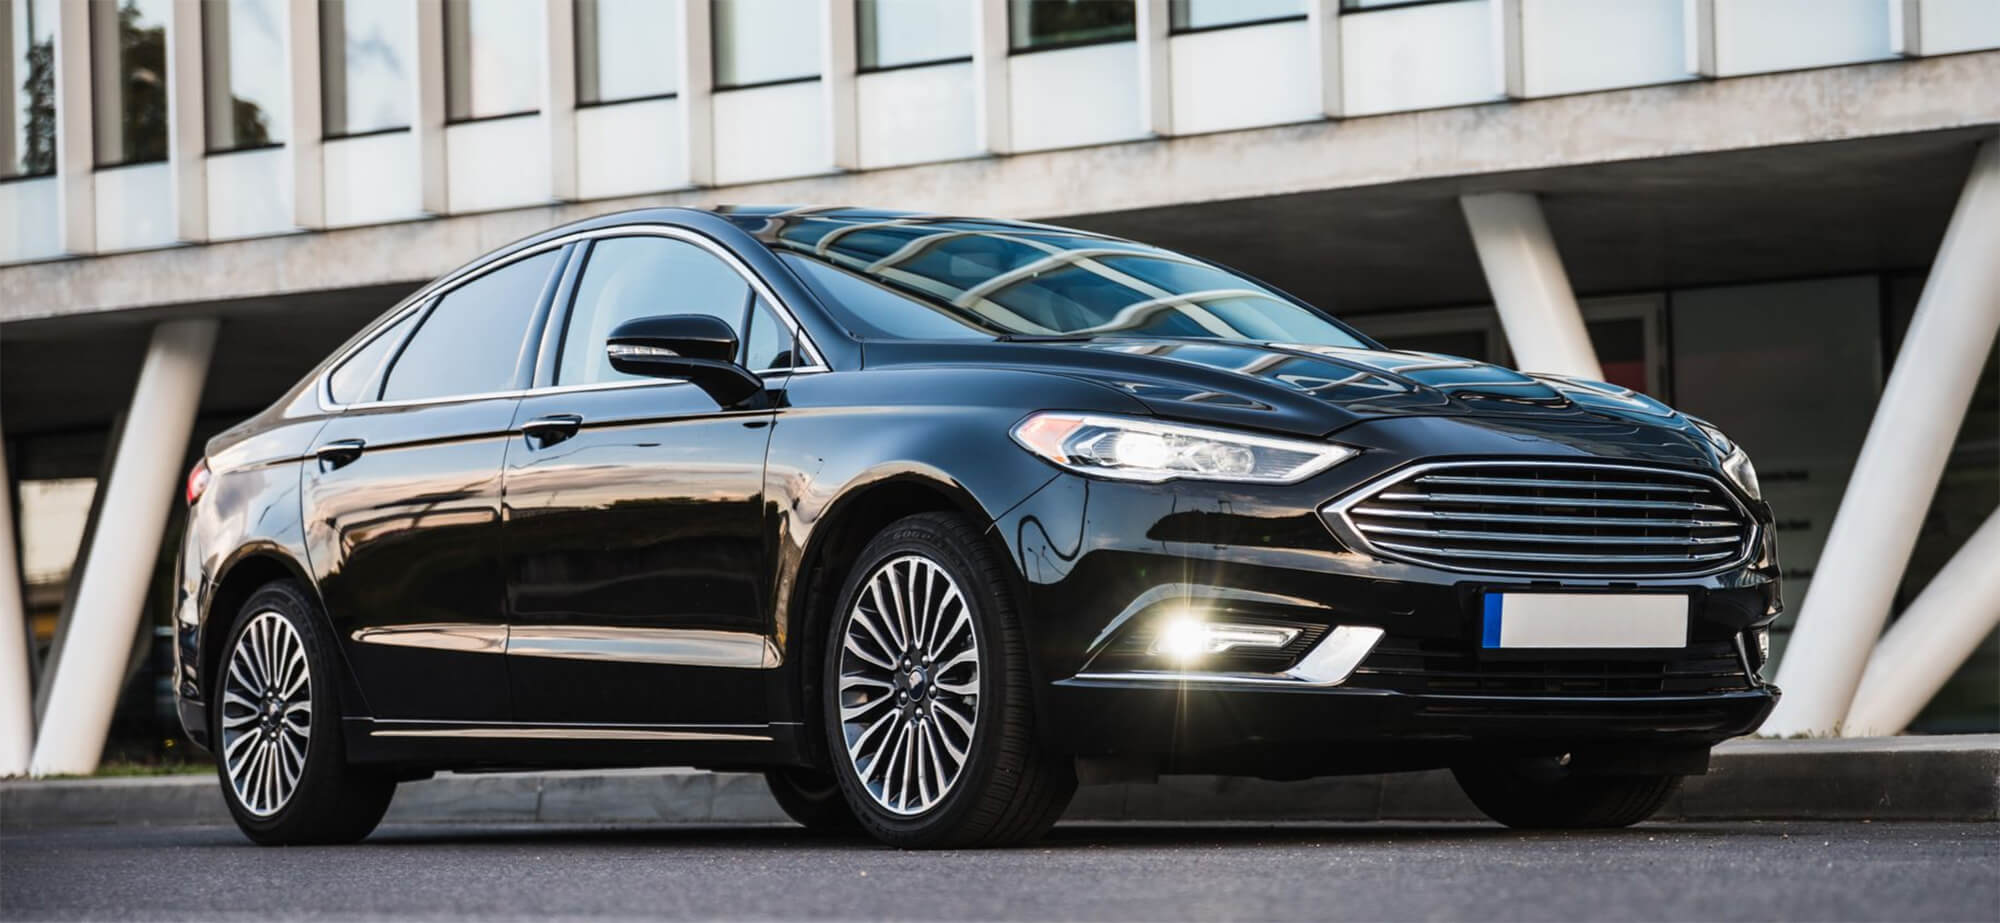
[
  {"x1": 321, "y1": 0, "x2": 415, "y2": 137},
  {"x1": 858, "y1": 0, "x2": 972, "y2": 71},
  {"x1": 328, "y1": 310, "x2": 417, "y2": 404},
  {"x1": 381, "y1": 250, "x2": 562, "y2": 401},
  {"x1": 1170, "y1": 0, "x2": 1304, "y2": 31},
  {"x1": 557, "y1": 237, "x2": 753, "y2": 386},
  {"x1": 202, "y1": 0, "x2": 289, "y2": 152},
  {"x1": 576, "y1": 0, "x2": 679, "y2": 105},
  {"x1": 743, "y1": 297, "x2": 796, "y2": 371},
  {"x1": 444, "y1": 0, "x2": 541, "y2": 121},
  {"x1": 1, "y1": 0, "x2": 57, "y2": 178},
  {"x1": 91, "y1": 0, "x2": 171, "y2": 167},
  {"x1": 1009, "y1": 0, "x2": 1134, "y2": 52}
]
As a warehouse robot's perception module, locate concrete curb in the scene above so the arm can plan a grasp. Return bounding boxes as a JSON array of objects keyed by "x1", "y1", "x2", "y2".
[{"x1": 5, "y1": 735, "x2": 1995, "y2": 831}]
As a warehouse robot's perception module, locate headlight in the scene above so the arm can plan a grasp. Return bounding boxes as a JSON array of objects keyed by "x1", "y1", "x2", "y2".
[
  {"x1": 1010, "y1": 412, "x2": 1357, "y2": 484},
  {"x1": 1692, "y1": 418, "x2": 1762, "y2": 501}
]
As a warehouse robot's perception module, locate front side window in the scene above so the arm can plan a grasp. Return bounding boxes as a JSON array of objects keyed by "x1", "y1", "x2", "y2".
[
  {"x1": 380, "y1": 249, "x2": 562, "y2": 402},
  {"x1": 712, "y1": 0, "x2": 820, "y2": 89},
  {"x1": 1170, "y1": 0, "x2": 1304, "y2": 31},
  {"x1": 320, "y1": 0, "x2": 414, "y2": 137},
  {"x1": 444, "y1": 0, "x2": 541, "y2": 121},
  {"x1": 1, "y1": 0, "x2": 57, "y2": 178},
  {"x1": 202, "y1": 0, "x2": 289, "y2": 152},
  {"x1": 1009, "y1": 0, "x2": 1133, "y2": 52},
  {"x1": 90, "y1": 0, "x2": 171, "y2": 167},
  {"x1": 557, "y1": 236, "x2": 754, "y2": 386},
  {"x1": 858, "y1": 0, "x2": 972, "y2": 71},
  {"x1": 576, "y1": 0, "x2": 679, "y2": 105}
]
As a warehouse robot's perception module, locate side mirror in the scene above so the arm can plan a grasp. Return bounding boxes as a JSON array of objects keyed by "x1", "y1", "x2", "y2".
[{"x1": 605, "y1": 314, "x2": 765, "y2": 407}]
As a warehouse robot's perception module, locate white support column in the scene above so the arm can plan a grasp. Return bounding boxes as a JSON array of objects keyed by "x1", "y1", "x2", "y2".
[
  {"x1": 543, "y1": 0, "x2": 577, "y2": 201},
  {"x1": 54, "y1": 0, "x2": 92, "y2": 254},
  {"x1": 0, "y1": 421, "x2": 32, "y2": 777},
  {"x1": 972, "y1": 0, "x2": 1010, "y2": 155},
  {"x1": 679, "y1": 0, "x2": 714, "y2": 186},
  {"x1": 1494, "y1": 0, "x2": 1526, "y2": 98},
  {"x1": 1890, "y1": 0, "x2": 1924, "y2": 56},
  {"x1": 1136, "y1": 0, "x2": 1171, "y2": 137},
  {"x1": 1683, "y1": 0, "x2": 1717, "y2": 76},
  {"x1": 288, "y1": 0, "x2": 324, "y2": 229},
  {"x1": 822, "y1": 0, "x2": 858, "y2": 171},
  {"x1": 1842, "y1": 510, "x2": 2000, "y2": 736},
  {"x1": 1765, "y1": 138, "x2": 2000, "y2": 737},
  {"x1": 413, "y1": 0, "x2": 447, "y2": 214},
  {"x1": 168, "y1": 0, "x2": 207, "y2": 243},
  {"x1": 1459, "y1": 191, "x2": 1604, "y2": 380},
  {"x1": 1306, "y1": 0, "x2": 1343, "y2": 119},
  {"x1": 29, "y1": 319, "x2": 218, "y2": 777}
]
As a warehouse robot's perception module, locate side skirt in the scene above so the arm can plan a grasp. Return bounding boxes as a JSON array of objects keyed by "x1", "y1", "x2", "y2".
[{"x1": 341, "y1": 717, "x2": 805, "y2": 770}]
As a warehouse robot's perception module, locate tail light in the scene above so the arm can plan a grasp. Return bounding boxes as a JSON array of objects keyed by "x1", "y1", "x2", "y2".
[{"x1": 185, "y1": 458, "x2": 211, "y2": 506}]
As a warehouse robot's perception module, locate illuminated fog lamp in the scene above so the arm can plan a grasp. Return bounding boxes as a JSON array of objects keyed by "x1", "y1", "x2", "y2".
[{"x1": 1148, "y1": 617, "x2": 1301, "y2": 662}]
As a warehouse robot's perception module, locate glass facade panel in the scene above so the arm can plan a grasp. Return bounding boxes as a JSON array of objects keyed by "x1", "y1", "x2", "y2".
[
  {"x1": 321, "y1": 0, "x2": 415, "y2": 136},
  {"x1": 713, "y1": 0, "x2": 820, "y2": 89},
  {"x1": 1010, "y1": 0, "x2": 1134, "y2": 51},
  {"x1": 1171, "y1": 0, "x2": 1304, "y2": 31},
  {"x1": 1, "y1": 0, "x2": 56, "y2": 178},
  {"x1": 444, "y1": 0, "x2": 542, "y2": 121},
  {"x1": 202, "y1": 0, "x2": 289, "y2": 152},
  {"x1": 858, "y1": 0, "x2": 972, "y2": 70},
  {"x1": 90, "y1": 0, "x2": 172, "y2": 167},
  {"x1": 576, "y1": 0, "x2": 679, "y2": 105}
]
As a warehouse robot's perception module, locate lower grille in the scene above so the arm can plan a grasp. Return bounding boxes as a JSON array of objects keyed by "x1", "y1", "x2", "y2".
[{"x1": 1348, "y1": 638, "x2": 1753, "y2": 697}]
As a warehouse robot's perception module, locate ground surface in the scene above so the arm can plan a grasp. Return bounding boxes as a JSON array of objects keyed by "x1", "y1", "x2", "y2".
[{"x1": 3, "y1": 821, "x2": 1994, "y2": 921}]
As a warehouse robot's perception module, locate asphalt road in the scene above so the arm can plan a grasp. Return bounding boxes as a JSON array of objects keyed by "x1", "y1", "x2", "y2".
[{"x1": 3, "y1": 821, "x2": 1995, "y2": 921}]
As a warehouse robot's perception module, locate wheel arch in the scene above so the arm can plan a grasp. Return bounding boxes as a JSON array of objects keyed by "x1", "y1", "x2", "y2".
[{"x1": 200, "y1": 546, "x2": 328, "y2": 706}]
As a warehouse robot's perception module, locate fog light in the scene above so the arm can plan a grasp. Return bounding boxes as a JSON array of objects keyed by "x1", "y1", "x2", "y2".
[
  {"x1": 1148, "y1": 616, "x2": 1300, "y2": 662},
  {"x1": 1755, "y1": 628, "x2": 1770, "y2": 665}
]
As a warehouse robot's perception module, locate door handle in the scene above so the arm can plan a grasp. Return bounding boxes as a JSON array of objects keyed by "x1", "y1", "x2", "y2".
[
  {"x1": 313, "y1": 439, "x2": 366, "y2": 470},
  {"x1": 520, "y1": 413, "x2": 584, "y2": 448}
]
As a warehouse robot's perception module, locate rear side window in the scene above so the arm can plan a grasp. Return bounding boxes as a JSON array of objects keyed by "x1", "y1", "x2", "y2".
[
  {"x1": 381, "y1": 250, "x2": 563, "y2": 402},
  {"x1": 556, "y1": 237, "x2": 753, "y2": 386},
  {"x1": 327, "y1": 310, "x2": 416, "y2": 404}
]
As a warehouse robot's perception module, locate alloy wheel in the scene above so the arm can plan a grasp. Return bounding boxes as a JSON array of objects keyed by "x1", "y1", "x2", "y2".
[
  {"x1": 836, "y1": 554, "x2": 980, "y2": 816},
  {"x1": 219, "y1": 610, "x2": 313, "y2": 817}
]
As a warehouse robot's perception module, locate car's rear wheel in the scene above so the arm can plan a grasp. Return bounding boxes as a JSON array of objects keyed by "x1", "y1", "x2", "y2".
[
  {"x1": 1453, "y1": 756, "x2": 1681, "y2": 829},
  {"x1": 821, "y1": 512, "x2": 1075, "y2": 849},
  {"x1": 214, "y1": 580, "x2": 396, "y2": 845}
]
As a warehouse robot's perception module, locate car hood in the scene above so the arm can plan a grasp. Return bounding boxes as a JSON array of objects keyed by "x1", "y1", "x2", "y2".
[{"x1": 862, "y1": 337, "x2": 1717, "y2": 458}]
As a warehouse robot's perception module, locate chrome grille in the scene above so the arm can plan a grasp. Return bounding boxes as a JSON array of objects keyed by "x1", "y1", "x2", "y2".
[{"x1": 1326, "y1": 461, "x2": 1754, "y2": 577}]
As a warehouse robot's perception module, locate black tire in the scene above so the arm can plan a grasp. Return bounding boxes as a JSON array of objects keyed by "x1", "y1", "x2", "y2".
[
  {"x1": 821, "y1": 512, "x2": 1075, "y2": 849},
  {"x1": 212, "y1": 580, "x2": 396, "y2": 845},
  {"x1": 1452, "y1": 757, "x2": 1681, "y2": 829},
  {"x1": 764, "y1": 767, "x2": 861, "y2": 833}
]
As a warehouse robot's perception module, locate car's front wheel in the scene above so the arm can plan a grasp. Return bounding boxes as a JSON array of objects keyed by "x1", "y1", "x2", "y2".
[
  {"x1": 213, "y1": 580, "x2": 396, "y2": 845},
  {"x1": 821, "y1": 512, "x2": 1075, "y2": 848},
  {"x1": 1453, "y1": 756, "x2": 1681, "y2": 829}
]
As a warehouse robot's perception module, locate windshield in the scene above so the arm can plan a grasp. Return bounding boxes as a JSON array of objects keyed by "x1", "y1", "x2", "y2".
[{"x1": 738, "y1": 212, "x2": 1371, "y2": 348}]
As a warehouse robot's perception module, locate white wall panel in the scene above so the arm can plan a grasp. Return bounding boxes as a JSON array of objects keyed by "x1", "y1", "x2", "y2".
[
  {"x1": 577, "y1": 97, "x2": 690, "y2": 199},
  {"x1": 0, "y1": 178, "x2": 63, "y2": 263},
  {"x1": 1340, "y1": 0, "x2": 1502, "y2": 117},
  {"x1": 1520, "y1": 0, "x2": 1690, "y2": 96},
  {"x1": 1712, "y1": 0, "x2": 1892, "y2": 76},
  {"x1": 1169, "y1": 19, "x2": 1318, "y2": 135},
  {"x1": 1914, "y1": 0, "x2": 2000, "y2": 55},
  {"x1": 205, "y1": 148, "x2": 295, "y2": 240},
  {"x1": 1007, "y1": 42, "x2": 1145, "y2": 153},
  {"x1": 856, "y1": 62, "x2": 980, "y2": 169},
  {"x1": 92, "y1": 163, "x2": 176, "y2": 252},
  {"x1": 446, "y1": 115, "x2": 552, "y2": 213},
  {"x1": 324, "y1": 132, "x2": 424, "y2": 227},
  {"x1": 712, "y1": 80, "x2": 830, "y2": 185}
]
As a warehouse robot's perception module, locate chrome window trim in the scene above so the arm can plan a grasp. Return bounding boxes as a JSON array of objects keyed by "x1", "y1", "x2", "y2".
[
  {"x1": 316, "y1": 223, "x2": 829, "y2": 414},
  {"x1": 1320, "y1": 459, "x2": 1759, "y2": 580}
]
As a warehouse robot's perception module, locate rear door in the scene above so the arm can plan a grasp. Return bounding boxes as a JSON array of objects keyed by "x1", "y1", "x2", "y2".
[{"x1": 303, "y1": 246, "x2": 569, "y2": 722}]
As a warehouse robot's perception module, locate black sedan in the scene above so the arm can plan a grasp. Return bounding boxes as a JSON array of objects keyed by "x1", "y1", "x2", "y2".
[{"x1": 174, "y1": 206, "x2": 1779, "y2": 848}]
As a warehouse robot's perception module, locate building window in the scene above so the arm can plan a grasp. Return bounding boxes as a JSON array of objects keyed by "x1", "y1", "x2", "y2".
[
  {"x1": 1009, "y1": 0, "x2": 1134, "y2": 52},
  {"x1": 444, "y1": 0, "x2": 541, "y2": 122},
  {"x1": 90, "y1": 0, "x2": 171, "y2": 167},
  {"x1": 1170, "y1": 0, "x2": 1304, "y2": 32},
  {"x1": 1, "y1": 0, "x2": 56, "y2": 179},
  {"x1": 576, "y1": 0, "x2": 679, "y2": 105},
  {"x1": 712, "y1": 0, "x2": 820, "y2": 90},
  {"x1": 858, "y1": 0, "x2": 972, "y2": 71},
  {"x1": 320, "y1": 0, "x2": 414, "y2": 137},
  {"x1": 201, "y1": 0, "x2": 288, "y2": 153}
]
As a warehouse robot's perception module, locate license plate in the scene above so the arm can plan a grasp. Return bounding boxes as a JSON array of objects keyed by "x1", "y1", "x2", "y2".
[{"x1": 1480, "y1": 593, "x2": 1688, "y2": 649}]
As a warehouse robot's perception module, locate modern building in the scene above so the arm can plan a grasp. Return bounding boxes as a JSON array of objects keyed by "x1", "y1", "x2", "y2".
[{"x1": 1, "y1": 0, "x2": 1996, "y2": 774}]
